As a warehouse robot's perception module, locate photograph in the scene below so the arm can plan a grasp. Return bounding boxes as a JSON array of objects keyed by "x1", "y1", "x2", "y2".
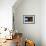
[{"x1": 23, "y1": 15, "x2": 35, "y2": 24}]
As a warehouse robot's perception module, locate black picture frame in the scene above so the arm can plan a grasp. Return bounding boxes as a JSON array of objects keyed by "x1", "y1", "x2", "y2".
[{"x1": 23, "y1": 15, "x2": 35, "y2": 24}]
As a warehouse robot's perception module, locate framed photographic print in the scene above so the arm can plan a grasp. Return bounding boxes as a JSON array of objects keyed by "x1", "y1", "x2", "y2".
[{"x1": 23, "y1": 15, "x2": 35, "y2": 24}]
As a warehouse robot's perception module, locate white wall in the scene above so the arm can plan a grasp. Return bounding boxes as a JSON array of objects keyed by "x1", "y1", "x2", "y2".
[
  {"x1": 0, "y1": 0, "x2": 16, "y2": 29},
  {"x1": 13, "y1": 0, "x2": 41, "y2": 46},
  {"x1": 13, "y1": 0, "x2": 46, "y2": 46},
  {"x1": 41, "y1": 0, "x2": 46, "y2": 46}
]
